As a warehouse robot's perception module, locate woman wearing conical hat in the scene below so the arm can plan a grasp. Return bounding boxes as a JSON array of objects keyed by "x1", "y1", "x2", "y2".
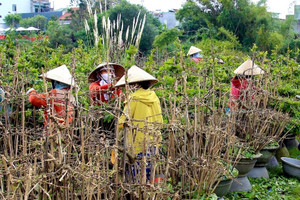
[
  {"x1": 26, "y1": 65, "x2": 76, "y2": 127},
  {"x1": 115, "y1": 65, "x2": 163, "y2": 182},
  {"x1": 187, "y1": 46, "x2": 203, "y2": 63},
  {"x1": 229, "y1": 59, "x2": 264, "y2": 110},
  {"x1": 88, "y1": 63, "x2": 125, "y2": 105},
  {"x1": 0, "y1": 86, "x2": 12, "y2": 123}
]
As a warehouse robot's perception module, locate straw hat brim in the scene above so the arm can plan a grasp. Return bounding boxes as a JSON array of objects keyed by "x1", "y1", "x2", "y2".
[
  {"x1": 39, "y1": 65, "x2": 77, "y2": 87},
  {"x1": 234, "y1": 59, "x2": 264, "y2": 75},
  {"x1": 88, "y1": 63, "x2": 125, "y2": 83},
  {"x1": 115, "y1": 65, "x2": 158, "y2": 87},
  {"x1": 187, "y1": 46, "x2": 202, "y2": 56}
]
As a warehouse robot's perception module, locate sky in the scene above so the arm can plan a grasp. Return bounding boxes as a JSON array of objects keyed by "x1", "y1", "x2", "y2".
[
  {"x1": 52, "y1": 0, "x2": 71, "y2": 10},
  {"x1": 252, "y1": 0, "x2": 299, "y2": 19},
  {"x1": 52, "y1": 0, "x2": 300, "y2": 19}
]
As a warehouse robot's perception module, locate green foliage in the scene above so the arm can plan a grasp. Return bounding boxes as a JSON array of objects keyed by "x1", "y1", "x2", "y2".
[
  {"x1": 265, "y1": 141, "x2": 279, "y2": 148},
  {"x1": 124, "y1": 45, "x2": 138, "y2": 67},
  {"x1": 19, "y1": 15, "x2": 48, "y2": 30},
  {"x1": 153, "y1": 28, "x2": 181, "y2": 49},
  {"x1": 46, "y1": 21, "x2": 74, "y2": 51},
  {"x1": 4, "y1": 14, "x2": 22, "y2": 27},
  {"x1": 106, "y1": 0, "x2": 161, "y2": 53},
  {"x1": 217, "y1": 27, "x2": 241, "y2": 48},
  {"x1": 0, "y1": 19, "x2": 300, "y2": 198},
  {"x1": 176, "y1": 0, "x2": 293, "y2": 52},
  {"x1": 288, "y1": 148, "x2": 300, "y2": 160},
  {"x1": 226, "y1": 176, "x2": 300, "y2": 199}
]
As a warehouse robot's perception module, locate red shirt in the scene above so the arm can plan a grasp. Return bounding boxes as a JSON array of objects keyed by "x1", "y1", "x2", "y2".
[
  {"x1": 229, "y1": 78, "x2": 256, "y2": 110},
  {"x1": 89, "y1": 81, "x2": 122, "y2": 105},
  {"x1": 230, "y1": 78, "x2": 248, "y2": 101},
  {"x1": 28, "y1": 89, "x2": 75, "y2": 126},
  {"x1": 192, "y1": 57, "x2": 203, "y2": 63}
]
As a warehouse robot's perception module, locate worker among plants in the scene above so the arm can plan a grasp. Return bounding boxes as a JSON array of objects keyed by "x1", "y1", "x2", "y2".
[
  {"x1": 115, "y1": 65, "x2": 163, "y2": 183},
  {"x1": 88, "y1": 62, "x2": 125, "y2": 105},
  {"x1": 0, "y1": 86, "x2": 11, "y2": 123},
  {"x1": 228, "y1": 59, "x2": 264, "y2": 110},
  {"x1": 26, "y1": 65, "x2": 76, "y2": 128},
  {"x1": 187, "y1": 46, "x2": 203, "y2": 63}
]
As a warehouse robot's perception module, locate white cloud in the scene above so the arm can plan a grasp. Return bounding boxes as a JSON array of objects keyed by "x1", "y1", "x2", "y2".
[
  {"x1": 251, "y1": 0, "x2": 299, "y2": 19},
  {"x1": 52, "y1": 0, "x2": 71, "y2": 10},
  {"x1": 52, "y1": 0, "x2": 300, "y2": 19},
  {"x1": 128, "y1": 0, "x2": 186, "y2": 11}
]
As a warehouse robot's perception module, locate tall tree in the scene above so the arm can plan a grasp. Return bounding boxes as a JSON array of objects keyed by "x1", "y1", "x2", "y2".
[
  {"x1": 106, "y1": 0, "x2": 161, "y2": 53},
  {"x1": 176, "y1": 0, "x2": 289, "y2": 51},
  {"x1": 4, "y1": 14, "x2": 22, "y2": 27},
  {"x1": 46, "y1": 20, "x2": 74, "y2": 50},
  {"x1": 19, "y1": 15, "x2": 48, "y2": 30}
]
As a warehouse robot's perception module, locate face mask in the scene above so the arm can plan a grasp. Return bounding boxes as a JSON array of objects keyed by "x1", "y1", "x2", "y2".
[
  {"x1": 52, "y1": 81, "x2": 69, "y2": 89},
  {"x1": 101, "y1": 73, "x2": 114, "y2": 84}
]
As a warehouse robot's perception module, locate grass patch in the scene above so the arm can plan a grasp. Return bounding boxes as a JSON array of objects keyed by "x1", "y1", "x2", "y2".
[
  {"x1": 288, "y1": 148, "x2": 300, "y2": 160},
  {"x1": 225, "y1": 167, "x2": 300, "y2": 200}
]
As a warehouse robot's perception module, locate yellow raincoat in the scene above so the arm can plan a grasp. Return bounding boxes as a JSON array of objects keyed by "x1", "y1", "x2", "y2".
[{"x1": 119, "y1": 88, "x2": 163, "y2": 154}]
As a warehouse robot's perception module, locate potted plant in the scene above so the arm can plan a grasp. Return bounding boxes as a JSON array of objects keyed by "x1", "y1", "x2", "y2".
[
  {"x1": 283, "y1": 120, "x2": 299, "y2": 149},
  {"x1": 213, "y1": 164, "x2": 238, "y2": 197},
  {"x1": 229, "y1": 145, "x2": 261, "y2": 192},
  {"x1": 229, "y1": 106, "x2": 289, "y2": 190},
  {"x1": 248, "y1": 141, "x2": 280, "y2": 178},
  {"x1": 247, "y1": 110, "x2": 289, "y2": 178}
]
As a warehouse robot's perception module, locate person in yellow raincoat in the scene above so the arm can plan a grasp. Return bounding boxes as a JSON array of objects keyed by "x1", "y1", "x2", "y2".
[{"x1": 114, "y1": 65, "x2": 163, "y2": 182}]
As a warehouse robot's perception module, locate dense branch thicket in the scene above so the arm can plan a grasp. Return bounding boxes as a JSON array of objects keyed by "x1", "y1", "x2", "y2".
[{"x1": 0, "y1": 36, "x2": 297, "y2": 199}]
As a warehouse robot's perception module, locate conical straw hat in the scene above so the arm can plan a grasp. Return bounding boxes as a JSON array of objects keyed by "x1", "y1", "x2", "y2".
[
  {"x1": 234, "y1": 59, "x2": 264, "y2": 75},
  {"x1": 39, "y1": 65, "x2": 76, "y2": 87},
  {"x1": 88, "y1": 62, "x2": 125, "y2": 83},
  {"x1": 187, "y1": 46, "x2": 202, "y2": 56},
  {"x1": 115, "y1": 65, "x2": 158, "y2": 87}
]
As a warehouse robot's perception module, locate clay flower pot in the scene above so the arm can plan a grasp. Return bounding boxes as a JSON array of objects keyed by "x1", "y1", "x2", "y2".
[
  {"x1": 283, "y1": 134, "x2": 299, "y2": 149},
  {"x1": 281, "y1": 157, "x2": 300, "y2": 180},
  {"x1": 248, "y1": 145, "x2": 279, "y2": 179},
  {"x1": 214, "y1": 179, "x2": 233, "y2": 197},
  {"x1": 229, "y1": 153, "x2": 261, "y2": 192}
]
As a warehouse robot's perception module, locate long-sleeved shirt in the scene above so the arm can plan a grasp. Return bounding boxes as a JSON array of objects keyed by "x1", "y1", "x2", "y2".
[
  {"x1": 229, "y1": 78, "x2": 257, "y2": 110},
  {"x1": 119, "y1": 88, "x2": 163, "y2": 154},
  {"x1": 28, "y1": 88, "x2": 75, "y2": 126},
  {"x1": 0, "y1": 87, "x2": 11, "y2": 119},
  {"x1": 192, "y1": 57, "x2": 203, "y2": 63},
  {"x1": 89, "y1": 81, "x2": 122, "y2": 105}
]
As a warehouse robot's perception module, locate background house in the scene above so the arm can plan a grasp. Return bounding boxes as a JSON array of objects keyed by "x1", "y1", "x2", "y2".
[
  {"x1": 0, "y1": 0, "x2": 53, "y2": 28},
  {"x1": 153, "y1": 9, "x2": 179, "y2": 29},
  {"x1": 59, "y1": 8, "x2": 79, "y2": 25}
]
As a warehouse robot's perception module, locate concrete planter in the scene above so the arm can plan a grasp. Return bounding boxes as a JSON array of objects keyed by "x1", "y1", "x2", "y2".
[
  {"x1": 283, "y1": 135, "x2": 299, "y2": 149},
  {"x1": 248, "y1": 146, "x2": 279, "y2": 179},
  {"x1": 256, "y1": 146, "x2": 279, "y2": 167},
  {"x1": 267, "y1": 156, "x2": 279, "y2": 168},
  {"x1": 229, "y1": 176, "x2": 252, "y2": 192},
  {"x1": 235, "y1": 156, "x2": 259, "y2": 177},
  {"x1": 281, "y1": 157, "x2": 300, "y2": 180},
  {"x1": 213, "y1": 179, "x2": 233, "y2": 197},
  {"x1": 229, "y1": 154, "x2": 260, "y2": 192}
]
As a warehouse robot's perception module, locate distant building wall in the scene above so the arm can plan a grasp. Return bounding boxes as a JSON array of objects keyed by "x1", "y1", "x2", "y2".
[
  {"x1": 0, "y1": 0, "x2": 31, "y2": 27},
  {"x1": 0, "y1": 0, "x2": 53, "y2": 28},
  {"x1": 156, "y1": 11, "x2": 179, "y2": 29},
  {"x1": 294, "y1": 5, "x2": 300, "y2": 20},
  {"x1": 294, "y1": 5, "x2": 300, "y2": 35},
  {"x1": 31, "y1": 0, "x2": 52, "y2": 13}
]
